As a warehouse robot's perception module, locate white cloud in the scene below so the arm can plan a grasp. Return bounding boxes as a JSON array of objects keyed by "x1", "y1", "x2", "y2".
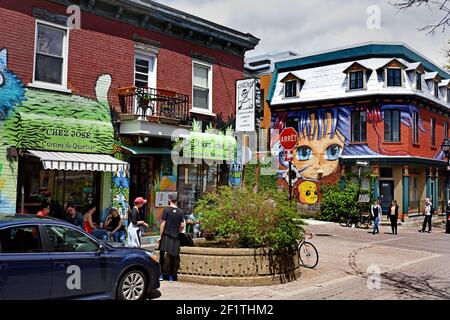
[{"x1": 155, "y1": 0, "x2": 450, "y2": 67}]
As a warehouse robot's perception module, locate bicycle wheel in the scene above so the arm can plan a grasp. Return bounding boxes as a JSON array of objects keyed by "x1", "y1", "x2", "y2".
[
  {"x1": 356, "y1": 217, "x2": 369, "y2": 229},
  {"x1": 339, "y1": 217, "x2": 349, "y2": 227},
  {"x1": 299, "y1": 241, "x2": 319, "y2": 269}
]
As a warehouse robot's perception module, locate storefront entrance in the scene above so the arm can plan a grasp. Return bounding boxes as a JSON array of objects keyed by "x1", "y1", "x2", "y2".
[{"x1": 379, "y1": 180, "x2": 394, "y2": 215}]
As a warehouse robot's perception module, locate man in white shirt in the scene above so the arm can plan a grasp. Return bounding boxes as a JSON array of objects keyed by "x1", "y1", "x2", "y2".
[{"x1": 419, "y1": 198, "x2": 433, "y2": 233}]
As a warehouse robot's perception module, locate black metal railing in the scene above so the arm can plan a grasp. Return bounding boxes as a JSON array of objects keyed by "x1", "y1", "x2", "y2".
[{"x1": 118, "y1": 86, "x2": 190, "y2": 124}]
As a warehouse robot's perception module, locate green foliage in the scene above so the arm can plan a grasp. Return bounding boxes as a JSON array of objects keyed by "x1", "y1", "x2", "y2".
[
  {"x1": 244, "y1": 163, "x2": 278, "y2": 193},
  {"x1": 194, "y1": 186, "x2": 304, "y2": 249},
  {"x1": 320, "y1": 181, "x2": 360, "y2": 221}
]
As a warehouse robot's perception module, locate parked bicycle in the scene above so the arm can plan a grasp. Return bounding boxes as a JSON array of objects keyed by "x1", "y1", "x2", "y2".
[
  {"x1": 298, "y1": 232, "x2": 319, "y2": 269},
  {"x1": 339, "y1": 213, "x2": 372, "y2": 229}
]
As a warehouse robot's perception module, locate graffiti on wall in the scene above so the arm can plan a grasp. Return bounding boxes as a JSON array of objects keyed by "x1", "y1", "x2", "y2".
[
  {"x1": 0, "y1": 49, "x2": 25, "y2": 212},
  {"x1": 271, "y1": 104, "x2": 428, "y2": 206}
]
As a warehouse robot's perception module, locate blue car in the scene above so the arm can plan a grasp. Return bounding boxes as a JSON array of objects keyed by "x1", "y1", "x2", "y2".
[{"x1": 0, "y1": 214, "x2": 160, "y2": 300}]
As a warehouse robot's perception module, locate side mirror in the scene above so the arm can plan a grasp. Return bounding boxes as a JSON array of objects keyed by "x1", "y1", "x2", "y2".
[{"x1": 98, "y1": 243, "x2": 108, "y2": 254}]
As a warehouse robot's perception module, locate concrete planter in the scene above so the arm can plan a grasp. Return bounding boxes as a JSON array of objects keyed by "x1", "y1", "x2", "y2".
[{"x1": 177, "y1": 245, "x2": 301, "y2": 286}]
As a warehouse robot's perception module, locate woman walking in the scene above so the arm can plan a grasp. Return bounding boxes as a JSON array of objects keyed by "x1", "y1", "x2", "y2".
[
  {"x1": 158, "y1": 193, "x2": 185, "y2": 283},
  {"x1": 389, "y1": 200, "x2": 399, "y2": 235},
  {"x1": 127, "y1": 197, "x2": 149, "y2": 248},
  {"x1": 371, "y1": 200, "x2": 382, "y2": 235}
]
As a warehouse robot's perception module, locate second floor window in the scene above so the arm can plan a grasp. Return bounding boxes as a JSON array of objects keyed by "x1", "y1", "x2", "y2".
[
  {"x1": 384, "y1": 110, "x2": 400, "y2": 142},
  {"x1": 351, "y1": 111, "x2": 367, "y2": 142},
  {"x1": 349, "y1": 71, "x2": 364, "y2": 89},
  {"x1": 445, "y1": 122, "x2": 448, "y2": 140},
  {"x1": 447, "y1": 89, "x2": 450, "y2": 103},
  {"x1": 434, "y1": 82, "x2": 439, "y2": 98},
  {"x1": 431, "y1": 118, "x2": 436, "y2": 146},
  {"x1": 412, "y1": 112, "x2": 419, "y2": 144},
  {"x1": 134, "y1": 53, "x2": 156, "y2": 88},
  {"x1": 193, "y1": 62, "x2": 212, "y2": 111},
  {"x1": 34, "y1": 22, "x2": 67, "y2": 86},
  {"x1": 387, "y1": 68, "x2": 402, "y2": 87},
  {"x1": 285, "y1": 80, "x2": 298, "y2": 97},
  {"x1": 416, "y1": 72, "x2": 422, "y2": 90}
]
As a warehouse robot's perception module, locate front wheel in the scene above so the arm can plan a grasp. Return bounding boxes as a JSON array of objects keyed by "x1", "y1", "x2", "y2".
[
  {"x1": 117, "y1": 270, "x2": 147, "y2": 300},
  {"x1": 299, "y1": 242, "x2": 319, "y2": 269},
  {"x1": 339, "y1": 217, "x2": 349, "y2": 227}
]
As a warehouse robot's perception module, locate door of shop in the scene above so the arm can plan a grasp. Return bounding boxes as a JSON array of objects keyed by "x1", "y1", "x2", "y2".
[
  {"x1": 379, "y1": 181, "x2": 394, "y2": 216},
  {"x1": 129, "y1": 157, "x2": 154, "y2": 221}
]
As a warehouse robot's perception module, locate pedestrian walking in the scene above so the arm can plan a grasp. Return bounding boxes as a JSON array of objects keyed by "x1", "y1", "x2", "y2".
[
  {"x1": 127, "y1": 197, "x2": 149, "y2": 247},
  {"x1": 371, "y1": 199, "x2": 382, "y2": 235},
  {"x1": 157, "y1": 193, "x2": 185, "y2": 283},
  {"x1": 389, "y1": 200, "x2": 399, "y2": 235},
  {"x1": 419, "y1": 198, "x2": 433, "y2": 233}
]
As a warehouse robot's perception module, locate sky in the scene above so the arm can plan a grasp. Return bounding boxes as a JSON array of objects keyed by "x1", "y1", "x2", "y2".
[{"x1": 154, "y1": 0, "x2": 450, "y2": 68}]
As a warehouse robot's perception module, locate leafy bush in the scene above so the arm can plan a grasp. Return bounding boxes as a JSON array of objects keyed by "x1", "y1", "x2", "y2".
[
  {"x1": 320, "y1": 181, "x2": 360, "y2": 221},
  {"x1": 194, "y1": 187, "x2": 303, "y2": 249}
]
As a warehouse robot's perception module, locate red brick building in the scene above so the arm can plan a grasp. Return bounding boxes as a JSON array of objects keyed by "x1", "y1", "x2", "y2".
[{"x1": 0, "y1": 0, "x2": 259, "y2": 222}]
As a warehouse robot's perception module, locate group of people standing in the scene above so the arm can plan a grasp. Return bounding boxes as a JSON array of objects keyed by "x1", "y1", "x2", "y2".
[{"x1": 371, "y1": 198, "x2": 435, "y2": 235}]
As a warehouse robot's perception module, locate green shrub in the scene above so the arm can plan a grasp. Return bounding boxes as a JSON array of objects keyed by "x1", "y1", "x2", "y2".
[
  {"x1": 320, "y1": 181, "x2": 360, "y2": 221},
  {"x1": 194, "y1": 187, "x2": 303, "y2": 249}
]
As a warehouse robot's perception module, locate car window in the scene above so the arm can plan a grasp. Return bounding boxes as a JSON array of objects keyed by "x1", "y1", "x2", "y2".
[
  {"x1": 46, "y1": 225, "x2": 99, "y2": 253},
  {"x1": 0, "y1": 225, "x2": 43, "y2": 253}
]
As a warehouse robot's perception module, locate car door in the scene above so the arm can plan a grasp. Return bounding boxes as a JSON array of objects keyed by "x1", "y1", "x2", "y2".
[
  {"x1": 44, "y1": 225, "x2": 108, "y2": 299},
  {"x1": 0, "y1": 225, "x2": 52, "y2": 300}
]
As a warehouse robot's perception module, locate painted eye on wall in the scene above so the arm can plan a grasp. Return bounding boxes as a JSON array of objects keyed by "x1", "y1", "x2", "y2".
[
  {"x1": 324, "y1": 144, "x2": 342, "y2": 161},
  {"x1": 0, "y1": 72, "x2": 4, "y2": 86},
  {"x1": 297, "y1": 146, "x2": 312, "y2": 161}
]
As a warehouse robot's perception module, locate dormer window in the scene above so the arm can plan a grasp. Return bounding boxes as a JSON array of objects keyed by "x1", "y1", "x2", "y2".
[
  {"x1": 434, "y1": 81, "x2": 439, "y2": 98},
  {"x1": 387, "y1": 68, "x2": 402, "y2": 87},
  {"x1": 349, "y1": 71, "x2": 364, "y2": 89},
  {"x1": 285, "y1": 80, "x2": 298, "y2": 97},
  {"x1": 416, "y1": 72, "x2": 422, "y2": 90},
  {"x1": 447, "y1": 88, "x2": 450, "y2": 103},
  {"x1": 280, "y1": 72, "x2": 304, "y2": 98}
]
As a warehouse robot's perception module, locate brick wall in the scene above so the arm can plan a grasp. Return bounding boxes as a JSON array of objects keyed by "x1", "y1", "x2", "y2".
[{"x1": 0, "y1": 1, "x2": 245, "y2": 119}]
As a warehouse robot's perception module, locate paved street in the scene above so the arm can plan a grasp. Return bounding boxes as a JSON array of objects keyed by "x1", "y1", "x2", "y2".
[{"x1": 154, "y1": 220, "x2": 450, "y2": 300}]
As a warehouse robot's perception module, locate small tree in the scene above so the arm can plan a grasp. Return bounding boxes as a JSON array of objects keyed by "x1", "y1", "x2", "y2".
[
  {"x1": 194, "y1": 187, "x2": 304, "y2": 249},
  {"x1": 320, "y1": 181, "x2": 360, "y2": 222}
]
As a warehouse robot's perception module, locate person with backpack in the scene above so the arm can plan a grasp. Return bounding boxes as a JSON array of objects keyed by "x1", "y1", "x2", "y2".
[
  {"x1": 419, "y1": 198, "x2": 433, "y2": 233},
  {"x1": 371, "y1": 199, "x2": 382, "y2": 235}
]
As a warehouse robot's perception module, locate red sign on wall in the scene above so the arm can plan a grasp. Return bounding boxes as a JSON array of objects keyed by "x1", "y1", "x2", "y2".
[{"x1": 280, "y1": 127, "x2": 299, "y2": 150}]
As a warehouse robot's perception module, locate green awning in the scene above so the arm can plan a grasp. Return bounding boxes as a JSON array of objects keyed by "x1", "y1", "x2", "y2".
[{"x1": 121, "y1": 146, "x2": 173, "y2": 155}]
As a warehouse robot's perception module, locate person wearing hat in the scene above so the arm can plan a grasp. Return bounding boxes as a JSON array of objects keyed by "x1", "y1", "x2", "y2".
[
  {"x1": 158, "y1": 193, "x2": 185, "y2": 283},
  {"x1": 127, "y1": 197, "x2": 149, "y2": 247}
]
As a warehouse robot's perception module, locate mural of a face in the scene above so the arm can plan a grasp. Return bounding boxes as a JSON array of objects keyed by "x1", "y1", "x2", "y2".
[
  {"x1": 298, "y1": 181, "x2": 318, "y2": 204},
  {"x1": 293, "y1": 112, "x2": 345, "y2": 180}
]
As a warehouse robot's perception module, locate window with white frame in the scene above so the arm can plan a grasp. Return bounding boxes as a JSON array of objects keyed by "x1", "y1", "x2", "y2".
[
  {"x1": 193, "y1": 62, "x2": 212, "y2": 111},
  {"x1": 34, "y1": 22, "x2": 68, "y2": 87},
  {"x1": 134, "y1": 53, "x2": 156, "y2": 89}
]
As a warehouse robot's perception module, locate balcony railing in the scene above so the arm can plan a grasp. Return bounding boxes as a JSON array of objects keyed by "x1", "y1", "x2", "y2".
[{"x1": 118, "y1": 87, "x2": 190, "y2": 125}]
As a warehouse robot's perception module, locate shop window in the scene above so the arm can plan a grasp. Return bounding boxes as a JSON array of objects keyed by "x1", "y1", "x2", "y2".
[
  {"x1": 33, "y1": 22, "x2": 68, "y2": 88},
  {"x1": 161, "y1": 155, "x2": 173, "y2": 176},
  {"x1": 19, "y1": 156, "x2": 99, "y2": 219},
  {"x1": 351, "y1": 111, "x2": 367, "y2": 142},
  {"x1": 384, "y1": 110, "x2": 400, "y2": 142}
]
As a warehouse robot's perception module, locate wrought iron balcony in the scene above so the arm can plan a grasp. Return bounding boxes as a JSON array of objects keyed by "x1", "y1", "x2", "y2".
[{"x1": 118, "y1": 87, "x2": 190, "y2": 125}]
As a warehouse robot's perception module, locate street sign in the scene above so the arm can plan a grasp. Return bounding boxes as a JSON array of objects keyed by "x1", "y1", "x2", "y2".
[{"x1": 280, "y1": 127, "x2": 299, "y2": 150}]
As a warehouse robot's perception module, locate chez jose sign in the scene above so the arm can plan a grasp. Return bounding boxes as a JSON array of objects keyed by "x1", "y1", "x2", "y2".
[{"x1": 280, "y1": 127, "x2": 298, "y2": 150}]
